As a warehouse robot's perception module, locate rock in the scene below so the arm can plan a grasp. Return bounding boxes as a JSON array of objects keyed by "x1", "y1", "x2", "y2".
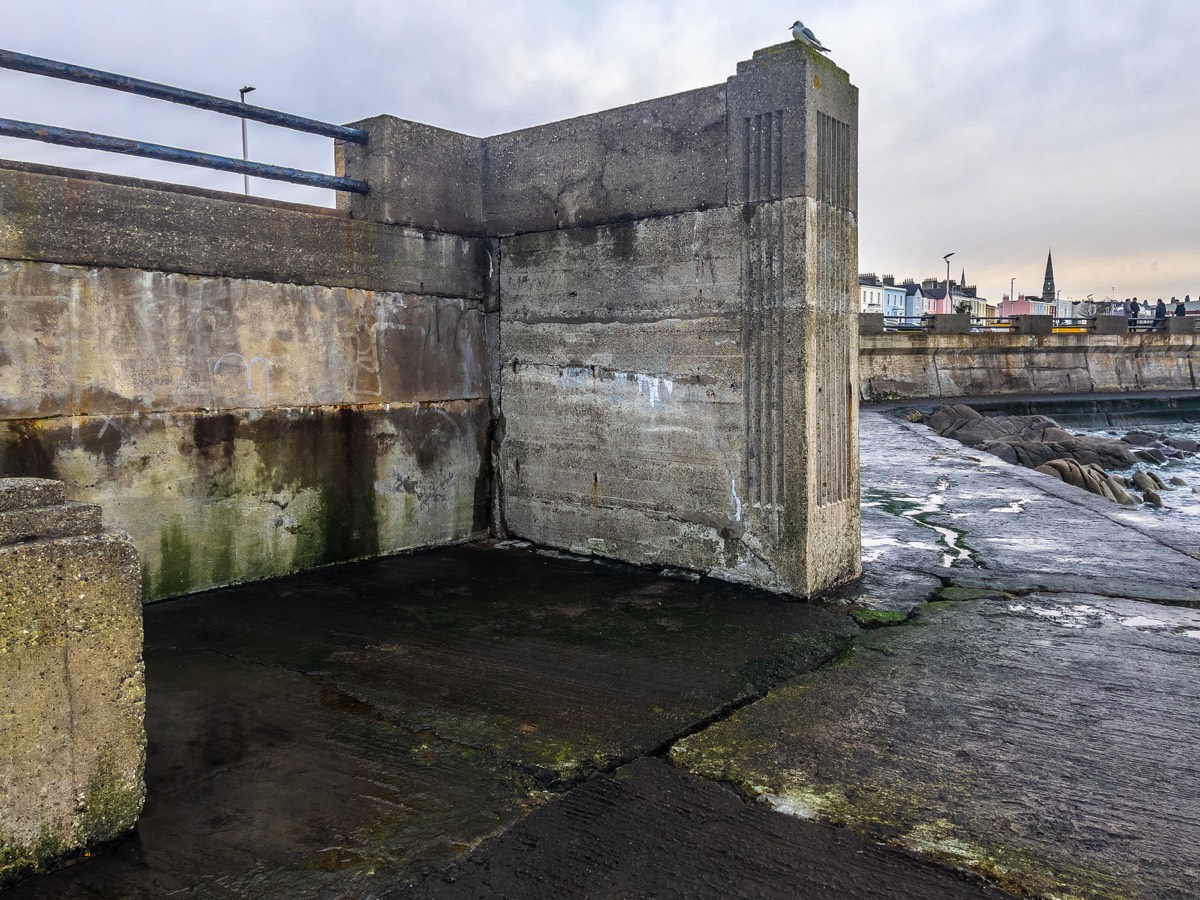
[
  {"x1": 1170, "y1": 476, "x2": 1189, "y2": 487},
  {"x1": 1165, "y1": 437, "x2": 1199, "y2": 453},
  {"x1": 1142, "y1": 488, "x2": 1164, "y2": 508},
  {"x1": 1147, "y1": 470, "x2": 1168, "y2": 490},
  {"x1": 1134, "y1": 448, "x2": 1168, "y2": 464},
  {"x1": 903, "y1": 409, "x2": 925, "y2": 423},
  {"x1": 1132, "y1": 471, "x2": 1157, "y2": 493},
  {"x1": 1122, "y1": 430, "x2": 1159, "y2": 447}
]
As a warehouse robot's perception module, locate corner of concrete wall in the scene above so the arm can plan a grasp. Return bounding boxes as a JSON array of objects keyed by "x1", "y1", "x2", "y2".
[{"x1": 497, "y1": 41, "x2": 861, "y2": 597}]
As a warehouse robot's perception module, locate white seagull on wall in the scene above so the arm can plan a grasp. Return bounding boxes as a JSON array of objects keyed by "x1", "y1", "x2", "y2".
[{"x1": 791, "y1": 20, "x2": 830, "y2": 53}]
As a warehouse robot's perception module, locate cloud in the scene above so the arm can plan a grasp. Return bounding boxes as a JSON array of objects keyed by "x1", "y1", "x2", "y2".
[{"x1": 2, "y1": 0, "x2": 1198, "y2": 298}]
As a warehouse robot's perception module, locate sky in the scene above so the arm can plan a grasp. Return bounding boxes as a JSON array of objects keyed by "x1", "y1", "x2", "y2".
[{"x1": 3, "y1": 0, "x2": 1199, "y2": 304}]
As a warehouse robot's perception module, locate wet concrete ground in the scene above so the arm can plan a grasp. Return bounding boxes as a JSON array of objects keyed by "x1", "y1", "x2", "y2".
[{"x1": 11, "y1": 408, "x2": 1200, "y2": 898}]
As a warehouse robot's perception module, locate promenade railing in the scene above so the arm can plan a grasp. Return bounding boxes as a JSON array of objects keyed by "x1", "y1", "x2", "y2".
[{"x1": 0, "y1": 48, "x2": 368, "y2": 194}]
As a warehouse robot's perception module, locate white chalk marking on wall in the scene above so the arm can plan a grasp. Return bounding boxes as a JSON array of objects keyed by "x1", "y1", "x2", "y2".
[
  {"x1": 212, "y1": 352, "x2": 272, "y2": 399},
  {"x1": 730, "y1": 476, "x2": 743, "y2": 522}
]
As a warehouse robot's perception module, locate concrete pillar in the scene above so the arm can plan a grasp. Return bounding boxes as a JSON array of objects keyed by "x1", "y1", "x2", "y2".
[
  {"x1": 725, "y1": 42, "x2": 860, "y2": 594},
  {"x1": 1010, "y1": 314, "x2": 1053, "y2": 335},
  {"x1": 1092, "y1": 315, "x2": 1128, "y2": 335},
  {"x1": 1167, "y1": 317, "x2": 1196, "y2": 335},
  {"x1": 0, "y1": 479, "x2": 144, "y2": 887},
  {"x1": 859, "y1": 313, "x2": 885, "y2": 335},
  {"x1": 923, "y1": 314, "x2": 971, "y2": 335}
]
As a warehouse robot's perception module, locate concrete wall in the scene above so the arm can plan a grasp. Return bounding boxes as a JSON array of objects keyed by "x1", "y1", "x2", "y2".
[
  {"x1": 498, "y1": 43, "x2": 860, "y2": 596},
  {"x1": 0, "y1": 161, "x2": 497, "y2": 600},
  {"x1": 1, "y1": 42, "x2": 861, "y2": 602},
  {"x1": 860, "y1": 331, "x2": 1200, "y2": 401}
]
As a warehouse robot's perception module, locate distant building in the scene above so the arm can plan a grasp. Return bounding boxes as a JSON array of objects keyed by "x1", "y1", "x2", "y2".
[
  {"x1": 997, "y1": 249, "x2": 1071, "y2": 318},
  {"x1": 858, "y1": 273, "x2": 907, "y2": 316}
]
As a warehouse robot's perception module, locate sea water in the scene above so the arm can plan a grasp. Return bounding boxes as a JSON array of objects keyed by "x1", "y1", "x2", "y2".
[{"x1": 1076, "y1": 421, "x2": 1200, "y2": 523}]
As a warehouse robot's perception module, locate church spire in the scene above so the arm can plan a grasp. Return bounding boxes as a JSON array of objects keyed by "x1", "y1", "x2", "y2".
[{"x1": 1042, "y1": 249, "x2": 1055, "y2": 301}]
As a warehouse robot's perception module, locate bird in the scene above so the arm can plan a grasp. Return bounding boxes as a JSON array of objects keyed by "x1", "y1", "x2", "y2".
[{"x1": 791, "y1": 20, "x2": 830, "y2": 53}]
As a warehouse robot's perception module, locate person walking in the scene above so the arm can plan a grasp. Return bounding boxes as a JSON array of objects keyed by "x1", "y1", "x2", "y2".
[
  {"x1": 1177, "y1": 296, "x2": 1188, "y2": 317},
  {"x1": 1154, "y1": 298, "x2": 1167, "y2": 330}
]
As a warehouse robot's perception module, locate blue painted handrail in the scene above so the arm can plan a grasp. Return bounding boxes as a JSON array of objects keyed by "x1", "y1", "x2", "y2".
[
  {"x1": 0, "y1": 49, "x2": 367, "y2": 143},
  {"x1": 0, "y1": 118, "x2": 369, "y2": 193}
]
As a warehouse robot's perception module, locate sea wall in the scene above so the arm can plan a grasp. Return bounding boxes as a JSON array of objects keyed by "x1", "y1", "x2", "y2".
[
  {"x1": 860, "y1": 331, "x2": 1199, "y2": 401},
  {"x1": 0, "y1": 162, "x2": 497, "y2": 599}
]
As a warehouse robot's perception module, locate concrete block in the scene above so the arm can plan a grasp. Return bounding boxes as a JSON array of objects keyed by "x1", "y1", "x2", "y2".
[
  {"x1": 0, "y1": 481, "x2": 144, "y2": 887},
  {"x1": 924, "y1": 314, "x2": 971, "y2": 334},
  {"x1": 859, "y1": 314, "x2": 885, "y2": 335},
  {"x1": 483, "y1": 85, "x2": 727, "y2": 235},
  {"x1": 1010, "y1": 315, "x2": 1053, "y2": 335},
  {"x1": 1091, "y1": 315, "x2": 1128, "y2": 335},
  {"x1": 337, "y1": 116, "x2": 485, "y2": 234},
  {"x1": 1168, "y1": 316, "x2": 1196, "y2": 334}
]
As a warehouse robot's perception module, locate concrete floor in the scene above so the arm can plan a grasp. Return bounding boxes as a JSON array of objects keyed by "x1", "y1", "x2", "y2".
[{"x1": 10, "y1": 409, "x2": 1200, "y2": 899}]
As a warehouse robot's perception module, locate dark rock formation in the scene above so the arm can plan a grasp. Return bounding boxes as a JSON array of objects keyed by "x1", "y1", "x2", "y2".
[{"x1": 925, "y1": 404, "x2": 1194, "y2": 509}]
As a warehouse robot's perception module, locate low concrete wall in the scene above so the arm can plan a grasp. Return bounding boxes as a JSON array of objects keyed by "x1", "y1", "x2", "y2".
[
  {"x1": 0, "y1": 479, "x2": 144, "y2": 885},
  {"x1": 0, "y1": 163, "x2": 498, "y2": 600},
  {"x1": 860, "y1": 332, "x2": 1199, "y2": 401}
]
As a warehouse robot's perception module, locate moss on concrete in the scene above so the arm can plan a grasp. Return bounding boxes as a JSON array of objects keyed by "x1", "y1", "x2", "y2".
[{"x1": 849, "y1": 608, "x2": 907, "y2": 628}]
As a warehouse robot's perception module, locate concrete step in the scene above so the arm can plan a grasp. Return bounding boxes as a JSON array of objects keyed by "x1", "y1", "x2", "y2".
[
  {"x1": 0, "y1": 477, "x2": 66, "y2": 513},
  {"x1": 0, "y1": 500, "x2": 103, "y2": 545}
]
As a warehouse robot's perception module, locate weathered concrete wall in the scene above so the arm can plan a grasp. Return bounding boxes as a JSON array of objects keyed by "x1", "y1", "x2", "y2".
[
  {"x1": 499, "y1": 43, "x2": 860, "y2": 596},
  {"x1": 860, "y1": 332, "x2": 1200, "y2": 400},
  {"x1": 0, "y1": 163, "x2": 498, "y2": 600},
  {"x1": 0, "y1": 478, "x2": 144, "y2": 886}
]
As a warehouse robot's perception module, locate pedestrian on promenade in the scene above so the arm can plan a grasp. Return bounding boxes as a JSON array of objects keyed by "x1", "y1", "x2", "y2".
[
  {"x1": 1154, "y1": 298, "x2": 1167, "y2": 330},
  {"x1": 1126, "y1": 298, "x2": 1138, "y2": 328},
  {"x1": 1177, "y1": 297, "x2": 1189, "y2": 316}
]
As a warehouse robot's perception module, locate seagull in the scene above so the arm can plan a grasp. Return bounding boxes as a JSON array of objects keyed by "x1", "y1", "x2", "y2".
[{"x1": 791, "y1": 20, "x2": 830, "y2": 53}]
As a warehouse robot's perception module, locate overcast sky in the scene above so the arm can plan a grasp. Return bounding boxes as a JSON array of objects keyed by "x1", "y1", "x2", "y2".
[{"x1": 3, "y1": 0, "x2": 1198, "y2": 303}]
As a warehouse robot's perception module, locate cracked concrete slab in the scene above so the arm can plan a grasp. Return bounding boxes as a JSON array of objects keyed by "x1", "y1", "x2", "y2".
[{"x1": 7, "y1": 544, "x2": 857, "y2": 898}]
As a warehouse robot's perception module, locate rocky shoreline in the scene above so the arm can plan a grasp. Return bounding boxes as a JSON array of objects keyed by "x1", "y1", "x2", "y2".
[{"x1": 916, "y1": 403, "x2": 1196, "y2": 508}]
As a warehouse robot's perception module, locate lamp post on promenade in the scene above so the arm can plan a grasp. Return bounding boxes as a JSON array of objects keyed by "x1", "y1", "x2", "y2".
[
  {"x1": 943, "y1": 252, "x2": 955, "y2": 313},
  {"x1": 239, "y1": 85, "x2": 255, "y2": 195},
  {"x1": 1010, "y1": 276, "x2": 1016, "y2": 316}
]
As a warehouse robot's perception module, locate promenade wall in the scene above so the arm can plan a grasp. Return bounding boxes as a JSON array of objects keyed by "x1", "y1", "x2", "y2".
[{"x1": 860, "y1": 331, "x2": 1199, "y2": 401}]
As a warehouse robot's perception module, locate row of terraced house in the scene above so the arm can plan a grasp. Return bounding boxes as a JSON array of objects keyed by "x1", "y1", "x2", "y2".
[{"x1": 859, "y1": 250, "x2": 1075, "y2": 321}]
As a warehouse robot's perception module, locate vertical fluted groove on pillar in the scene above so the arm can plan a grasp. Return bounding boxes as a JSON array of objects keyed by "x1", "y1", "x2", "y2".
[
  {"x1": 741, "y1": 110, "x2": 785, "y2": 523},
  {"x1": 814, "y1": 111, "x2": 855, "y2": 506}
]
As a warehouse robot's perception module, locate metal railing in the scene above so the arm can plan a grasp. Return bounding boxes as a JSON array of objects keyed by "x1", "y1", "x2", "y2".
[
  {"x1": 0, "y1": 48, "x2": 368, "y2": 194},
  {"x1": 876, "y1": 315, "x2": 1138, "y2": 334}
]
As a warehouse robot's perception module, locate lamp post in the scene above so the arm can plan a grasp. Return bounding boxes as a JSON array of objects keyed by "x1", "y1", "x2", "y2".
[
  {"x1": 239, "y1": 85, "x2": 255, "y2": 195},
  {"x1": 1009, "y1": 276, "x2": 1015, "y2": 316},
  {"x1": 943, "y1": 252, "x2": 955, "y2": 313}
]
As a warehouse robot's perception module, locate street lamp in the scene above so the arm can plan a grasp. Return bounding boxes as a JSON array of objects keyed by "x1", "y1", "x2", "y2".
[
  {"x1": 943, "y1": 252, "x2": 955, "y2": 313},
  {"x1": 239, "y1": 85, "x2": 255, "y2": 195},
  {"x1": 1009, "y1": 276, "x2": 1015, "y2": 316}
]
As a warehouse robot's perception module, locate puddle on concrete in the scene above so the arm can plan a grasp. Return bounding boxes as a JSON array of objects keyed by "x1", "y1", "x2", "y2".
[
  {"x1": 1008, "y1": 602, "x2": 1200, "y2": 638},
  {"x1": 864, "y1": 481, "x2": 979, "y2": 569}
]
